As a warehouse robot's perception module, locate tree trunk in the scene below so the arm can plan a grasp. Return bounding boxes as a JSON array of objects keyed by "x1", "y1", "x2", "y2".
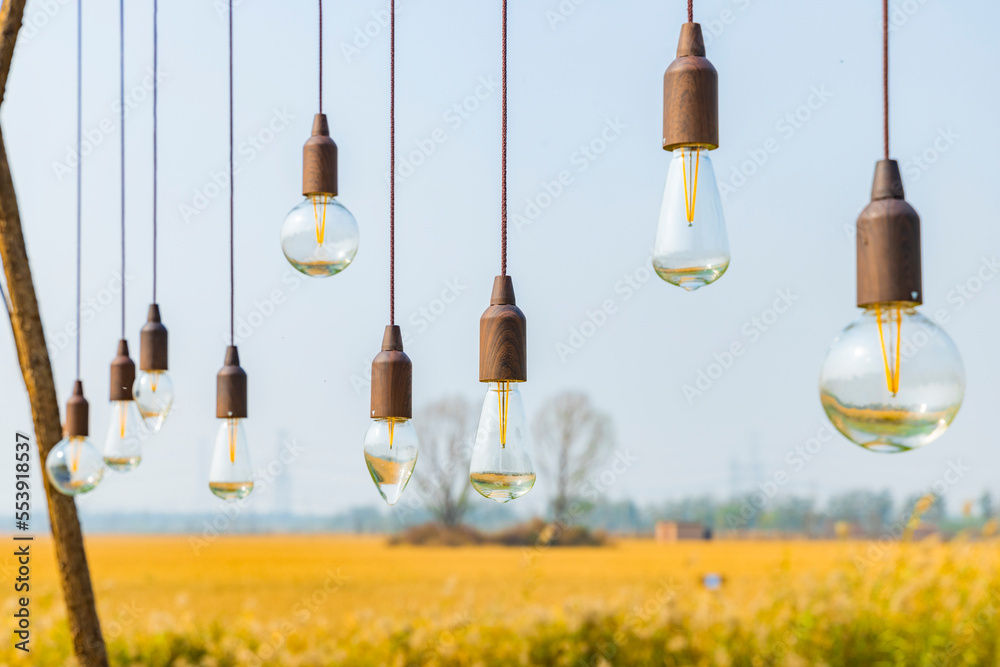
[{"x1": 0, "y1": 3, "x2": 108, "y2": 665}]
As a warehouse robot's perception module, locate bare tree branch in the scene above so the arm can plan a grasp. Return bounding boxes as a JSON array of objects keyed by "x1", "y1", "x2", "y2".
[
  {"x1": 533, "y1": 392, "x2": 614, "y2": 523},
  {"x1": 414, "y1": 396, "x2": 475, "y2": 526}
]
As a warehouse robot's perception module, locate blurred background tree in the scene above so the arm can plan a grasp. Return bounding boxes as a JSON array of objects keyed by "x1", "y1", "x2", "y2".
[{"x1": 533, "y1": 392, "x2": 614, "y2": 524}]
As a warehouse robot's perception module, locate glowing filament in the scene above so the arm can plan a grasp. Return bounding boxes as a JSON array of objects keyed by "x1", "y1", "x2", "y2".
[
  {"x1": 681, "y1": 147, "x2": 701, "y2": 225},
  {"x1": 388, "y1": 419, "x2": 395, "y2": 450},
  {"x1": 875, "y1": 304, "x2": 902, "y2": 396},
  {"x1": 312, "y1": 195, "x2": 328, "y2": 245},
  {"x1": 151, "y1": 371, "x2": 160, "y2": 393},
  {"x1": 497, "y1": 381, "x2": 511, "y2": 448},
  {"x1": 228, "y1": 418, "x2": 237, "y2": 464},
  {"x1": 119, "y1": 403, "x2": 127, "y2": 439},
  {"x1": 71, "y1": 438, "x2": 81, "y2": 474}
]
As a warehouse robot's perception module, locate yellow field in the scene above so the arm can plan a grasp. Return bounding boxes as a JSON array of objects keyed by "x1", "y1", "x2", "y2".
[{"x1": 2, "y1": 535, "x2": 1000, "y2": 666}]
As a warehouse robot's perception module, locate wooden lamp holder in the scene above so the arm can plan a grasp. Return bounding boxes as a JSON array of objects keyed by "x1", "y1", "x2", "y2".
[
  {"x1": 303, "y1": 114, "x2": 339, "y2": 197},
  {"x1": 663, "y1": 22, "x2": 719, "y2": 152},
  {"x1": 216, "y1": 345, "x2": 247, "y2": 419},
  {"x1": 856, "y1": 159, "x2": 922, "y2": 307},
  {"x1": 370, "y1": 325, "x2": 412, "y2": 420},
  {"x1": 109, "y1": 339, "x2": 136, "y2": 401},
  {"x1": 479, "y1": 276, "x2": 526, "y2": 383}
]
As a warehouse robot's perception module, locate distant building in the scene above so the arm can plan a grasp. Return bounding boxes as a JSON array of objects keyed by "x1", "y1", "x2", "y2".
[{"x1": 655, "y1": 521, "x2": 711, "y2": 542}]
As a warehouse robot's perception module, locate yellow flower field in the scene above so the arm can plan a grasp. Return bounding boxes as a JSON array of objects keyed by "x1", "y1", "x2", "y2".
[{"x1": 2, "y1": 534, "x2": 999, "y2": 666}]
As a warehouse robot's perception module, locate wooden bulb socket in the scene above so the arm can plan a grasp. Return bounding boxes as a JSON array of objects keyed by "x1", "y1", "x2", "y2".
[
  {"x1": 479, "y1": 276, "x2": 527, "y2": 383},
  {"x1": 302, "y1": 114, "x2": 338, "y2": 197},
  {"x1": 139, "y1": 303, "x2": 168, "y2": 371},
  {"x1": 856, "y1": 160, "x2": 923, "y2": 307},
  {"x1": 66, "y1": 380, "x2": 89, "y2": 438},
  {"x1": 663, "y1": 22, "x2": 719, "y2": 152},
  {"x1": 370, "y1": 325, "x2": 413, "y2": 420},
  {"x1": 109, "y1": 339, "x2": 136, "y2": 401},
  {"x1": 216, "y1": 346, "x2": 248, "y2": 419}
]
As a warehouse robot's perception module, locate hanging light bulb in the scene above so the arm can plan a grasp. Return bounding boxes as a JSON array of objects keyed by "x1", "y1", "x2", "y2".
[
  {"x1": 134, "y1": 305, "x2": 173, "y2": 431},
  {"x1": 470, "y1": 277, "x2": 536, "y2": 503},
  {"x1": 281, "y1": 2, "x2": 358, "y2": 277},
  {"x1": 364, "y1": 326, "x2": 418, "y2": 505},
  {"x1": 103, "y1": 340, "x2": 146, "y2": 471},
  {"x1": 46, "y1": 381, "x2": 105, "y2": 496},
  {"x1": 820, "y1": 160, "x2": 964, "y2": 452},
  {"x1": 209, "y1": 346, "x2": 254, "y2": 500},
  {"x1": 652, "y1": 20, "x2": 729, "y2": 291}
]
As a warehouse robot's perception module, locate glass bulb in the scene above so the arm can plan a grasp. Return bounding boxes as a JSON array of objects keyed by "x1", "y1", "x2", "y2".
[
  {"x1": 45, "y1": 436, "x2": 105, "y2": 496},
  {"x1": 133, "y1": 370, "x2": 174, "y2": 433},
  {"x1": 103, "y1": 400, "x2": 147, "y2": 472},
  {"x1": 363, "y1": 418, "x2": 419, "y2": 506},
  {"x1": 819, "y1": 304, "x2": 965, "y2": 453},
  {"x1": 469, "y1": 381, "x2": 536, "y2": 503},
  {"x1": 652, "y1": 146, "x2": 730, "y2": 291},
  {"x1": 208, "y1": 418, "x2": 254, "y2": 500},
  {"x1": 281, "y1": 194, "x2": 359, "y2": 277}
]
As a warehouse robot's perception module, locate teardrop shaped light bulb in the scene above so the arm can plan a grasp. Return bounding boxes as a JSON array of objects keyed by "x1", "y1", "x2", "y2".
[
  {"x1": 103, "y1": 399, "x2": 147, "y2": 472},
  {"x1": 363, "y1": 418, "x2": 419, "y2": 506},
  {"x1": 281, "y1": 194, "x2": 359, "y2": 277},
  {"x1": 819, "y1": 304, "x2": 964, "y2": 453},
  {"x1": 652, "y1": 146, "x2": 730, "y2": 291},
  {"x1": 208, "y1": 417, "x2": 254, "y2": 500},
  {"x1": 133, "y1": 370, "x2": 174, "y2": 433},
  {"x1": 469, "y1": 381, "x2": 535, "y2": 503},
  {"x1": 46, "y1": 436, "x2": 105, "y2": 496}
]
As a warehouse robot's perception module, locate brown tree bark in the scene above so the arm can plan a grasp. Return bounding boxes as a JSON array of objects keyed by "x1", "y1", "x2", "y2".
[{"x1": 0, "y1": 2, "x2": 108, "y2": 665}]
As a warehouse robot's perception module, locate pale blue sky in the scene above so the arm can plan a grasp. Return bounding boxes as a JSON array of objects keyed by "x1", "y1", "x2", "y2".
[{"x1": 1, "y1": 0, "x2": 998, "y2": 519}]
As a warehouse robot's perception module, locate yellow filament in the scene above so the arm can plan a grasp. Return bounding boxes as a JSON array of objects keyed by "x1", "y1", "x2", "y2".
[
  {"x1": 681, "y1": 148, "x2": 701, "y2": 224},
  {"x1": 119, "y1": 403, "x2": 127, "y2": 439},
  {"x1": 875, "y1": 304, "x2": 901, "y2": 396},
  {"x1": 228, "y1": 418, "x2": 237, "y2": 464},
  {"x1": 71, "y1": 439, "x2": 81, "y2": 474},
  {"x1": 313, "y1": 195, "x2": 327, "y2": 245},
  {"x1": 388, "y1": 419, "x2": 395, "y2": 450},
  {"x1": 497, "y1": 382, "x2": 510, "y2": 448},
  {"x1": 151, "y1": 371, "x2": 159, "y2": 393},
  {"x1": 894, "y1": 307, "x2": 902, "y2": 395}
]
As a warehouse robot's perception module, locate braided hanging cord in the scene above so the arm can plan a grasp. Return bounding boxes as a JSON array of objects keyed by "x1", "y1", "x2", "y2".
[
  {"x1": 229, "y1": 0, "x2": 235, "y2": 343},
  {"x1": 120, "y1": 0, "x2": 125, "y2": 339},
  {"x1": 389, "y1": 0, "x2": 395, "y2": 325},
  {"x1": 153, "y1": 0, "x2": 159, "y2": 302},
  {"x1": 75, "y1": 0, "x2": 82, "y2": 379},
  {"x1": 318, "y1": 0, "x2": 323, "y2": 114},
  {"x1": 500, "y1": 0, "x2": 507, "y2": 276},
  {"x1": 687, "y1": 0, "x2": 693, "y2": 23},
  {"x1": 882, "y1": 0, "x2": 889, "y2": 160}
]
